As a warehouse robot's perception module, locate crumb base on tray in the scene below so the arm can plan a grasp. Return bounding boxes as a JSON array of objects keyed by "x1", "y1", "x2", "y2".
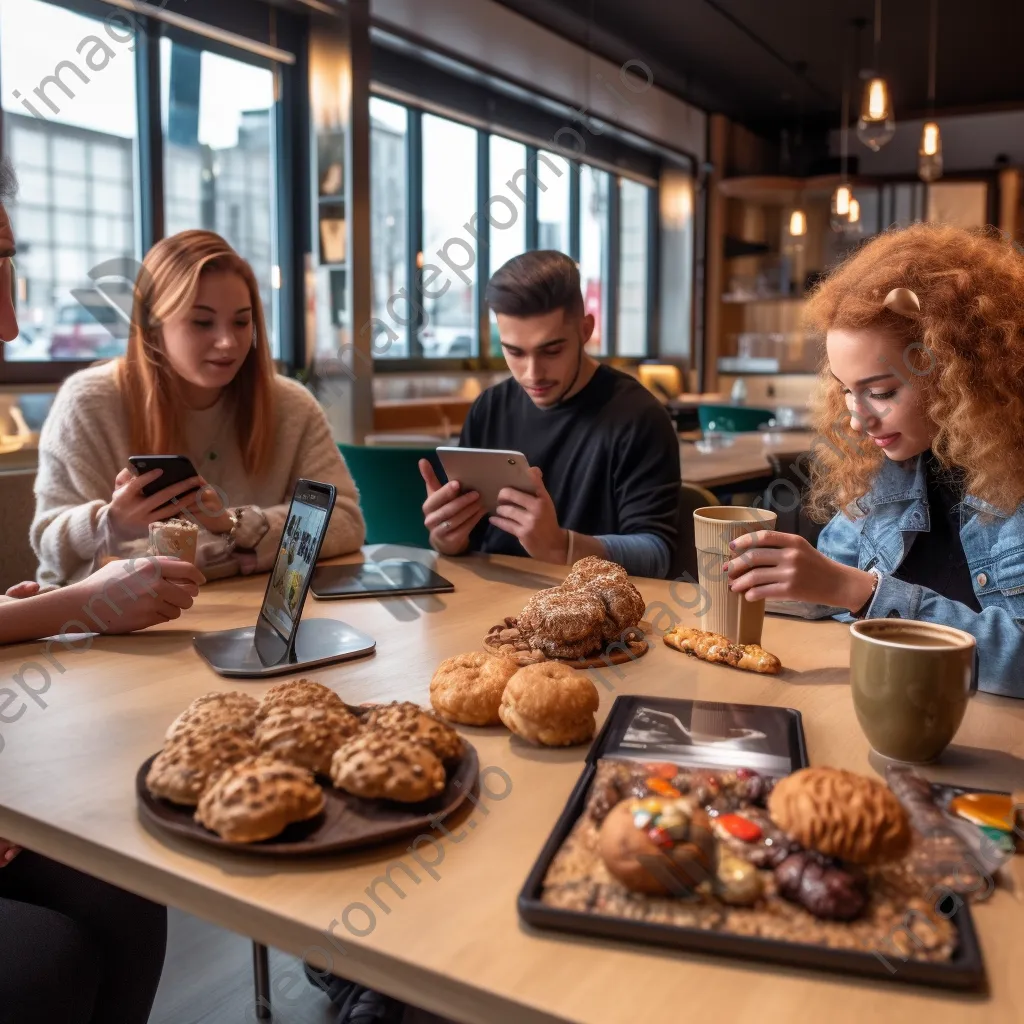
[
  {"x1": 538, "y1": 759, "x2": 957, "y2": 963},
  {"x1": 484, "y1": 618, "x2": 649, "y2": 669}
]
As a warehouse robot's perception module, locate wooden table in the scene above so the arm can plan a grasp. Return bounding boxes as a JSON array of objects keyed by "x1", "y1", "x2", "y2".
[
  {"x1": 682, "y1": 430, "x2": 816, "y2": 490},
  {"x1": 1, "y1": 550, "x2": 1022, "y2": 1024}
]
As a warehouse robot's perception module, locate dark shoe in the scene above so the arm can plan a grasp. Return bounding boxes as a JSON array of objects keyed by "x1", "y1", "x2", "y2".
[{"x1": 303, "y1": 963, "x2": 405, "y2": 1024}]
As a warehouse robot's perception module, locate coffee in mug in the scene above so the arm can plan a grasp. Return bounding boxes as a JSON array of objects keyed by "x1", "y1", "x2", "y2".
[
  {"x1": 693, "y1": 506, "x2": 777, "y2": 645},
  {"x1": 849, "y1": 619, "x2": 978, "y2": 763}
]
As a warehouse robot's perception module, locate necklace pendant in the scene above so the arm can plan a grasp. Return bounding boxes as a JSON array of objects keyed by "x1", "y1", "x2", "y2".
[{"x1": 208, "y1": 451, "x2": 217, "y2": 462}]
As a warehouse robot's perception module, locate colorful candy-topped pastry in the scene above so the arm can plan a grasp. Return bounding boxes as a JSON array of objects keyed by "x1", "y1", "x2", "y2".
[
  {"x1": 598, "y1": 796, "x2": 716, "y2": 896},
  {"x1": 710, "y1": 807, "x2": 793, "y2": 869}
]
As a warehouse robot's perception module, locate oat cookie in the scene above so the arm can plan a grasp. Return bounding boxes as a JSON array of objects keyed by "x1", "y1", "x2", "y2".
[
  {"x1": 146, "y1": 723, "x2": 257, "y2": 806},
  {"x1": 330, "y1": 733, "x2": 446, "y2": 803},
  {"x1": 365, "y1": 701, "x2": 464, "y2": 763},
  {"x1": 166, "y1": 691, "x2": 259, "y2": 741},
  {"x1": 255, "y1": 703, "x2": 362, "y2": 775},
  {"x1": 194, "y1": 755, "x2": 325, "y2": 843},
  {"x1": 256, "y1": 679, "x2": 346, "y2": 721}
]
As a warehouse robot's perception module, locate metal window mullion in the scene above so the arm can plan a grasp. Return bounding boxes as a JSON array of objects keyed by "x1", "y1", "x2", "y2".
[
  {"x1": 476, "y1": 130, "x2": 490, "y2": 365},
  {"x1": 407, "y1": 107, "x2": 423, "y2": 360},
  {"x1": 606, "y1": 175, "x2": 620, "y2": 358},
  {"x1": 646, "y1": 182, "x2": 660, "y2": 359},
  {"x1": 524, "y1": 147, "x2": 538, "y2": 252},
  {"x1": 274, "y1": 59, "x2": 298, "y2": 369},
  {"x1": 568, "y1": 160, "x2": 581, "y2": 262},
  {"x1": 135, "y1": 15, "x2": 163, "y2": 250}
]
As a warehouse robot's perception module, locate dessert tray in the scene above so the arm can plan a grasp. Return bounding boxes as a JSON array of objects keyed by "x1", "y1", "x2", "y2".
[
  {"x1": 517, "y1": 696, "x2": 987, "y2": 991},
  {"x1": 137, "y1": 701, "x2": 479, "y2": 857}
]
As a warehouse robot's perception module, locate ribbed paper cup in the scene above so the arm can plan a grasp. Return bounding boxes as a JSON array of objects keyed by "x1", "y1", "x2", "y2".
[
  {"x1": 148, "y1": 519, "x2": 199, "y2": 565},
  {"x1": 693, "y1": 506, "x2": 777, "y2": 645}
]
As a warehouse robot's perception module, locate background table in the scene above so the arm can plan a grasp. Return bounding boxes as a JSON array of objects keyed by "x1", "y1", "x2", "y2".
[
  {"x1": 681, "y1": 430, "x2": 816, "y2": 491},
  {"x1": 0, "y1": 549, "x2": 1021, "y2": 1024}
]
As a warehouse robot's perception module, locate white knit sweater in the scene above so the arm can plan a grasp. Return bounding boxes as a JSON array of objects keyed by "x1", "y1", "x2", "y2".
[{"x1": 31, "y1": 361, "x2": 366, "y2": 587}]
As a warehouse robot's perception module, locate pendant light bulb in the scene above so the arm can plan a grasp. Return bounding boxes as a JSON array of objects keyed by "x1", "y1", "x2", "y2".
[
  {"x1": 789, "y1": 208, "x2": 807, "y2": 237},
  {"x1": 856, "y1": 76, "x2": 895, "y2": 151},
  {"x1": 831, "y1": 184, "x2": 852, "y2": 232},
  {"x1": 848, "y1": 197, "x2": 861, "y2": 223},
  {"x1": 918, "y1": 121, "x2": 943, "y2": 182}
]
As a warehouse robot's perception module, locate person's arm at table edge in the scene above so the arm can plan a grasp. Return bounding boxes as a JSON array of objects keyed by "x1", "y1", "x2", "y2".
[
  {"x1": 0, "y1": 587, "x2": 96, "y2": 645},
  {"x1": 594, "y1": 533, "x2": 671, "y2": 578}
]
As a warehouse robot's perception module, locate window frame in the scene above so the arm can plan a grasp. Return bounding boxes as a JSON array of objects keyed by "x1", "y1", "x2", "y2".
[
  {"x1": 368, "y1": 88, "x2": 663, "y2": 373},
  {"x1": 0, "y1": 0, "x2": 298, "y2": 384}
]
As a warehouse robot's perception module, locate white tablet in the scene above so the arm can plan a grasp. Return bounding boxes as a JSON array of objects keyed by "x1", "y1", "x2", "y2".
[{"x1": 435, "y1": 447, "x2": 536, "y2": 514}]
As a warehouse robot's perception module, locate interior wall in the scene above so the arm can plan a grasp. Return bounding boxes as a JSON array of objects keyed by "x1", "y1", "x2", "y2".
[
  {"x1": 370, "y1": 0, "x2": 706, "y2": 162},
  {"x1": 829, "y1": 110, "x2": 1024, "y2": 175}
]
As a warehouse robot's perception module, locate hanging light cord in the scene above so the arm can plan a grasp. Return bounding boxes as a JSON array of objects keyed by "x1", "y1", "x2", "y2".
[
  {"x1": 928, "y1": 0, "x2": 937, "y2": 112},
  {"x1": 874, "y1": 0, "x2": 882, "y2": 70},
  {"x1": 840, "y1": 30, "x2": 850, "y2": 178}
]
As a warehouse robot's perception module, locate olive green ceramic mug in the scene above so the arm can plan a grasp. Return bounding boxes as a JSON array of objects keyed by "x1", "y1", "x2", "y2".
[{"x1": 849, "y1": 619, "x2": 978, "y2": 763}]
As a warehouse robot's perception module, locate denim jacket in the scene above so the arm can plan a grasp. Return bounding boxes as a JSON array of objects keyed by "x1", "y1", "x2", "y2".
[{"x1": 816, "y1": 454, "x2": 1024, "y2": 698}]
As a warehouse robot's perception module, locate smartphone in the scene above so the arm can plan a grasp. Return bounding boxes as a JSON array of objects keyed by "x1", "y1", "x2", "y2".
[
  {"x1": 435, "y1": 447, "x2": 536, "y2": 514},
  {"x1": 128, "y1": 454, "x2": 201, "y2": 500},
  {"x1": 254, "y1": 479, "x2": 336, "y2": 665}
]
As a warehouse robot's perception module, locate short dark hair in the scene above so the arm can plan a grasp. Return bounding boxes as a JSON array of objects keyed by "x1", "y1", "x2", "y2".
[
  {"x1": 485, "y1": 250, "x2": 584, "y2": 319},
  {"x1": 0, "y1": 157, "x2": 17, "y2": 206}
]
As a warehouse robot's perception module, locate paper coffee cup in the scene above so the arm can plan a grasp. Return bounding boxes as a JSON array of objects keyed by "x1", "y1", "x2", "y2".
[
  {"x1": 149, "y1": 519, "x2": 199, "y2": 564},
  {"x1": 693, "y1": 506, "x2": 777, "y2": 645}
]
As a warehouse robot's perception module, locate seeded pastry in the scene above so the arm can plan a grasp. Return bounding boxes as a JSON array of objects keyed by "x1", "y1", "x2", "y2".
[
  {"x1": 195, "y1": 755, "x2": 325, "y2": 843},
  {"x1": 255, "y1": 703, "x2": 362, "y2": 775},
  {"x1": 165, "y1": 691, "x2": 260, "y2": 741},
  {"x1": 330, "y1": 733, "x2": 446, "y2": 803},
  {"x1": 146, "y1": 723, "x2": 257, "y2": 806},
  {"x1": 663, "y1": 626, "x2": 781, "y2": 675},
  {"x1": 256, "y1": 678, "x2": 346, "y2": 721}
]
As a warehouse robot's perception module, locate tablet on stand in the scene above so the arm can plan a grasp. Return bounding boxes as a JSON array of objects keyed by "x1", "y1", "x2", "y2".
[{"x1": 192, "y1": 480, "x2": 376, "y2": 678}]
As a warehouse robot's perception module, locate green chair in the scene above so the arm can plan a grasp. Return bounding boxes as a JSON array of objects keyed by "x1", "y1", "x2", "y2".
[
  {"x1": 338, "y1": 443, "x2": 443, "y2": 548},
  {"x1": 698, "y1": 404, "x2": 775, "y2": 433}
]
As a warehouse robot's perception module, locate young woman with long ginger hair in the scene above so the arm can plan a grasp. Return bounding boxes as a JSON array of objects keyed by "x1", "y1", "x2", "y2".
[
  {"x1": 32, "y1": 230, "x2": 365, "y2": 586},
  {"x1": 725, "y1": 222, "x2": 1024, "y2": 696}
]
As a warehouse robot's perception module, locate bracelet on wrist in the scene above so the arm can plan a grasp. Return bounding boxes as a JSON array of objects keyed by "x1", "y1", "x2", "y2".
[{"x1": 853, "y1": 568, "x2": 881, "y2": 618}]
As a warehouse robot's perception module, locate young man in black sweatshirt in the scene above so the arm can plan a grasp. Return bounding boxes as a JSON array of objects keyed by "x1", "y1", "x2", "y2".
[{"x1": 419, "y1": 249, "x2": 681, "y2": 578}]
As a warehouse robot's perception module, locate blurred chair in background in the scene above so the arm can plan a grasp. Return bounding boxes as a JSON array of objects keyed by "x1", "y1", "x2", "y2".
[
  {"x1": 762, "y1": 452, "x2": 825, "y2": 547},
  {"x1": 674, "y1": 482, "x2": 720, "y2": 580},
  {"x1": 0, "y1": 469, "x2": 39, "y2": 591},
  {"x1": 697, "y1": 404, "x2": 775, "y2": 433},
  {"x1": 338, "y1": 444, "x2": 444, "y2": 549}
]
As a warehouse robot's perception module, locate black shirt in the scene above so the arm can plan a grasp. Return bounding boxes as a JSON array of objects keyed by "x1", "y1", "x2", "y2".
[
  {"x1": 892, "y1": 451, "x2": 981, "y2": 611},
  {"x1": 459, "y1": 365, "x2": 681, "y2": 565}
]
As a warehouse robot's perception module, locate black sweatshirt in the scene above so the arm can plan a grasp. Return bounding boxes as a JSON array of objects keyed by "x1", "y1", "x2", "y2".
[{"x1": 458, "y1": 365, "x2": 681, "y2": 571}]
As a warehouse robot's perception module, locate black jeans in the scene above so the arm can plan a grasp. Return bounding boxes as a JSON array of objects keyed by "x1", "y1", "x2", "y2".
[{"x1": 0, "y1": 850, "x2": 167, "y2": 1024}]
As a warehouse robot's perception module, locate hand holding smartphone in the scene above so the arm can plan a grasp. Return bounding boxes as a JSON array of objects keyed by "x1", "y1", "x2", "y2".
[{"x1": 108, "y1": 455, "x2": 205, "y2": 535}]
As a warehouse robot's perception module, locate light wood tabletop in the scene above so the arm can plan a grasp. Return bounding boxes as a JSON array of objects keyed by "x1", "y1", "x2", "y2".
[
  {"x1": 1, "y1": 549, "x2": 1022, "y2": 1024},
  {"x1": 682, "y1": 430, "x2": 817, "y2": 489}
]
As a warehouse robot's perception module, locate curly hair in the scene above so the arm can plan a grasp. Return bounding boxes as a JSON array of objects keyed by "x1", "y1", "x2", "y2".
[{"x1": 803, "y1": 222, "x2": 1024, "y2": 522}]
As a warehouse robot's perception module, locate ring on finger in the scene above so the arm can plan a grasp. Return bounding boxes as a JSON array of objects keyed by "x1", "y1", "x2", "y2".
[{"x1": 440, "y1": 520, "x2": 451, "y2": 532}]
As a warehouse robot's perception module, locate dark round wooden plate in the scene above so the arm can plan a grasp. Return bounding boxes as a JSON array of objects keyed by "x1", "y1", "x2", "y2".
[
  {"x1": 483, "y1": 618, "x2": 651, "y2": 669},
  {"x1": 136, "y1": 744, "x2": 480, "y2": 857}
]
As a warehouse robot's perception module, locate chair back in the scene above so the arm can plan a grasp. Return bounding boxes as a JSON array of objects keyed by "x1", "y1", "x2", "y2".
[
  {"x1": 338, "y1": 444, "x2": 442, "y2": 548},
  {"x1": 763, "y1": 452, "x2": 825, "y2": 547},
  {"x1": 673, "y1": 482, "x2": 720, "y2": 580},
  {"x1": 698, "y1": 404, "x2": 774, "y2": 433},
  {"x1": 0, "y1": 469, "x2": 39, "y2": 591}
]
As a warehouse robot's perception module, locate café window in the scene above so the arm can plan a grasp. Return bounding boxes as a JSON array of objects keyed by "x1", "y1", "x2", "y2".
[
  {"x1": 369, "y1": 97, "x2": 409, "y2": 359},
  {"x1": 617, "y1": 177, "x2": 651, "y2": 357},
  {"x1": 160, "y1": 37, "x2": 280, "y2": 356},
  {"x1": 0, "y1": 0, "x2": 139, "y2": 364},
  {"x1": 417, "y1": 113, "x2": 479, "y2": 359},
  {"x1": 580, "y1": 164, "x2": 610, "y2": 356}
]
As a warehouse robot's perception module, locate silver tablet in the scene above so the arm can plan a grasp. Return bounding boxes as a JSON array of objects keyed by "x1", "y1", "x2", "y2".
[{"x1": 435, "y1": 447, "x2": 536, "y2": 514}]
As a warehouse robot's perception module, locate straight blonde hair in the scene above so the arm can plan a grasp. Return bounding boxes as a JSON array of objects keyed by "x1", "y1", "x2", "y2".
[{"x1": 117, "y1": 230, "x2": 276, "y2": 476}]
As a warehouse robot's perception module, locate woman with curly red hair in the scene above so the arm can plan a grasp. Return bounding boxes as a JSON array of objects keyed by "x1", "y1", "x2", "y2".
[{"x1": 725, "y1": 222, "x2": 1024, "y2": 696}]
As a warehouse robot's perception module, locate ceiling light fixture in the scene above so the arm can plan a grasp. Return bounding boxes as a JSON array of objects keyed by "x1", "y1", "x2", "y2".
[
  {"x1": 857, "y1": 0, "x2": 895, "y2": 151},
  {"x1": 918, "y1": 0, "x2": 943, "y2": 182},
  {"x1": 831, "y1": 27, "x2": 853, "y2": 231}
]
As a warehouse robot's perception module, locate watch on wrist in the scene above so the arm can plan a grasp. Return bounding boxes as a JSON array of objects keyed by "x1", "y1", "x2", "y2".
[{"x1": 228, "y1": 506, "x2": 270, "y2": 551}]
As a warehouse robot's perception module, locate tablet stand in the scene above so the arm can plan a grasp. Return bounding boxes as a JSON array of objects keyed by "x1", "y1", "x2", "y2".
[{"x1": 192, "y1": 618, "x2": 376, "y2": 678}]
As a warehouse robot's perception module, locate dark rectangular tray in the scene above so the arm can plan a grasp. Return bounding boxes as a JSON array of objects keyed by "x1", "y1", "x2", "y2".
[{"x1": 517, "y1": 696, "x2": 986, "y2": 992}]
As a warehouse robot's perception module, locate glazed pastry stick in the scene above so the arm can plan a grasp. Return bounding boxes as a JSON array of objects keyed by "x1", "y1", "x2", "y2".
[{"x1": 663, "y1": 627, "x2": 781, "y2": 674}]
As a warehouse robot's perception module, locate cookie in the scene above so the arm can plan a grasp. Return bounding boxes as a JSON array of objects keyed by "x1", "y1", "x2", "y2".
[
  {"x1": 518, "y1": 587, "x2": 606, "y2": 659},
  {"x1": 256, "y1": 678, "x2": 346, "y2": 721},
  {"x1": 429, "y1": 651, "x2": 519, "y2": 726},
  {"x1": 330, "y1": 733, "x2": 446, "y2": 803},
  {"x1": 166, "y1": 691, "x2": 260, "y2": 741},
  {"x1": 365, "y1": 701, "x2": 464, "y2": 763},
  {"x1": 254, "y1": 703, "x2": 362, "y2": 775},
  {"x1": 194, "y1": 755, "x2": 325, "y2": 843},
  {"x1": 768, "y1": 766, "x2": 911, "y2": 865},
  {"x1": 498, "y1": 661, "x2": 599, "y2": 746},
  {"x1": 563, "y1": 556, "x2": 627, "y2": 589},
  {"x1": 146, "y1": 723, "x2": 257, "y2": 806},
  {"x1": 663, "y1": 626, "x2": 782, "y2": 674}
]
